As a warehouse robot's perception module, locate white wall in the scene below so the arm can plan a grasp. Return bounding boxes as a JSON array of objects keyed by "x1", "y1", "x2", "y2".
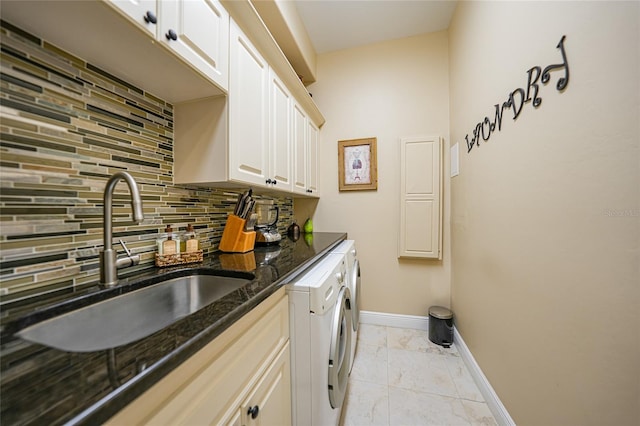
[
  {"x1": 298, "y1": 32, "x2": 451, "y2": 315},
  {"x1": 449, "y1": 2, "x2": 640, "y2": 425}
]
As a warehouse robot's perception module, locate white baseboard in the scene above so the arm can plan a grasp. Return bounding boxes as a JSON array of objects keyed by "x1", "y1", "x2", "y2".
[
  {"x1": 359, "y1": 310, "x2": 515, "y2": 426},
  {"x1": 359, "y1": 310, "x2": 428, "y2": 330},
  {"x1": 453, "y1": 328, "x2": 516, "y2": 426}
]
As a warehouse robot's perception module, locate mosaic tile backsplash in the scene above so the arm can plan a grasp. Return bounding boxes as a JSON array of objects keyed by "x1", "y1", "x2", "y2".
[{"x1": 0, "y1": 21, "x2": 293, "y2": 303}]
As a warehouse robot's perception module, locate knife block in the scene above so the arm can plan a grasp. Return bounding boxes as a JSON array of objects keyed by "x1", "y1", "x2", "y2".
[{"x1": 219, "y1": 214, "x2": 256, "y2": 253}]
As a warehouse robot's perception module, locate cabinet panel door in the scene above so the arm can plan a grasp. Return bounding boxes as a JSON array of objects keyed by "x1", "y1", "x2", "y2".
[
  {"x1": 229, "y1": 20, "x2": 269, "y2": 186},
  {"x1": 292, "y1": 103, "x2": 307, "y2": 194},
  {"x1": 109, "y1": 0, "x2": 157, "y2": 36},
  {"x1": 159, "y1": 0, "x2": 229, "y2": 90},
  {"x1": 404, "y1": 199, "x2": 435, "y2": 253},
  {"x1": 399, "y1": 136, "x2": 442, "y2": 259},
  {"x1": 241, "y1": 343, "x2": 292, "y2": 426},
  {"x1": 106, "y1": 290, "x2": 289, "y2": 426},
  {"x1": 307, "y1": 121, "x2": 319, "y2": 196},
  {"x1": 269, "y1": 69, "x2": 292, "y2": 191}
]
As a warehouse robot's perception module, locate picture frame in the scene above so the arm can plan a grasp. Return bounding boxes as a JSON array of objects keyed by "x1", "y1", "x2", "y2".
[{"x1": 338, "y1": 137, "x2": 378, "y2": 191}]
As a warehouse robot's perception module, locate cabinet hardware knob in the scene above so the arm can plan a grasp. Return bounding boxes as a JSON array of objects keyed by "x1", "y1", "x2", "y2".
[
  {"x1": 306, "y1": 189, "x2": 312, "y2": 193},
  {"x1": 272, "y1": 179, "x2": 277, "y2": 185},
  {"x1": 247, "y1": 405, "x2": 260, "y2": 419},
  {"x1": 143, "y1": 11, "x2": 157, "y2": 24},
  {"x1": 266, "y1": 178, "x2": 272, "y2": 184},
  {"x1": 166, "y1": 29, "x2": 178, "y2": 41}
]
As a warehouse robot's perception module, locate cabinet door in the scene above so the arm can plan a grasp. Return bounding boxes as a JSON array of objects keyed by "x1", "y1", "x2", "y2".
[
  {"x1": 241, "y1": 343, "x2": 291, "y2": 426},
  {"x1": 269, "y1": 69, "x2": 292, "y2": 191},
  {"x1": 306, "y1": 121, "x2": 319, "y2": 196},
  {"x1": 226, "y1": 410, "x2": 242, "y2": 426},
  {"x1": 292, "y1": 103, "x2": 308, "y2": 194},
  {"x1": 108, "y1": 0, "x2": 158, "y2": 36},
  {"x1": 106, "y1": 290, "x2": 289, "y2": 426},
  {"x1": 229, "y1": 20, "x2": 270, "y2": 187},
  {"x1": 159, "y1": 0, "x2": 229, "y2": 91},
  {"x1": 398, "y1": 136, "x2": 442, "y2": 259}
]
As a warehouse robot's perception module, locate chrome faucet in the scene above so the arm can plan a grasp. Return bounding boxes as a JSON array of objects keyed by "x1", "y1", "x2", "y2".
[{"x1": 100, "y1": 171, "x2": 144, "y2": 287}]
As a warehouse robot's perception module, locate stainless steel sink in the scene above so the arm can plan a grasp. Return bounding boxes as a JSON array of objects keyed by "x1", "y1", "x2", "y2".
[{"x1": 16, "y1": 274, "x2": 251, "y2": 352}]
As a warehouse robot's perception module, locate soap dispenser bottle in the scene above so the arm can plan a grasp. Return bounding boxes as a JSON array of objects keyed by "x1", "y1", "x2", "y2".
[
  {"x1": 183, "y1": 224, "x2": 199, "y2": 252},
  {"x1": 158, "y1": 225, "x2": 179, "y2": 255}
]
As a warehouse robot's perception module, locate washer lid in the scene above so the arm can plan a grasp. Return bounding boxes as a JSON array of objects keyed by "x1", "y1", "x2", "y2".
[{"x1": 429, "y1": 306, "x2": 453, "y2": 319}]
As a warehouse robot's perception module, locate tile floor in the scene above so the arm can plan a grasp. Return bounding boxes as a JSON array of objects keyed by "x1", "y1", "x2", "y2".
[{"x1": 340, "y1": 324, "x2": 498, "y2": 426}]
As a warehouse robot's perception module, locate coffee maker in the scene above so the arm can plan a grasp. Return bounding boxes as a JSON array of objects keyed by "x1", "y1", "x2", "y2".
[{"x1": 254, "y1": 201, "x2": 282, "y2": 245}]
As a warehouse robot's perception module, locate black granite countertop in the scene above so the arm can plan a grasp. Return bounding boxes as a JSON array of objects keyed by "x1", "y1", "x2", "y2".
[{"x1": 0, "y1": 232, "x2": 346, "y2": 426}]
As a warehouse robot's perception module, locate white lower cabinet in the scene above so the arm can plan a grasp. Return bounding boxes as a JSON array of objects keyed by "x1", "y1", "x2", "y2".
[
  {"x1": 106, "y1": 288, "x2": 290, "y2": 426},
  {"x1": 223, "y1": 343, "x2": 291, "y2": 426}
]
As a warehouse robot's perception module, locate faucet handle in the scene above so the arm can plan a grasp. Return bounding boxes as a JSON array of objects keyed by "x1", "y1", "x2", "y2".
[
  {"x1": 116, "y1": 239, "x2": 140, "y2": 270},
  {"x1": 118, "y1": 239, "x2": 133, "y2": 256}
]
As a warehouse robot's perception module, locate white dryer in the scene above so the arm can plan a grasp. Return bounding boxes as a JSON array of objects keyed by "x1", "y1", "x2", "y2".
[
  {"x1": 331, "y1": 240, "x2": 360, "y2": 373},
  {"x1": 287, "y1": 253, "x2": 353, "y2": 426}
]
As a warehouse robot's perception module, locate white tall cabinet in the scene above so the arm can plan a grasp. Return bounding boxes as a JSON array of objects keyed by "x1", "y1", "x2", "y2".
[{"x1": 398, "y1": 136, "x2": 443, "y2": 259}]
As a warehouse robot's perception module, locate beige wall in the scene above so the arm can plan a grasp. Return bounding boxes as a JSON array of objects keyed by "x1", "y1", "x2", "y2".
[
  {"x1": 298, "y1": 32, "x2": 451, "y2": 315},
  {"x1": 449, "y1": 2, "x2": 639, "y2": 425}
]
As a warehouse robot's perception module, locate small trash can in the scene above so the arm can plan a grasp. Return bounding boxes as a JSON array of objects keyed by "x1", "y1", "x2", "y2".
[{"x1": 428, "y1": 306, "x2": 453, "y2": 348}]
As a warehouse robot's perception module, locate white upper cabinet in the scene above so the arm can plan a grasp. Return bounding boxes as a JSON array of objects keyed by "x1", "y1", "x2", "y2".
[
  {"x1": 307, "y1": 121, "x2": 319, "y2": 196},
  {"x1": 109, "y1": 0, "x2": 158, "y2": 36},
  {"x1": 169, "y1": 14, "x2": 321, "y2": 197},
  {"x1": 159, "y1": 0, "x2": 229, "y2": 91},
  {"x1": 269, "y1": 69, "x2": 293, "y2": 191},
  {"x1": 228, "y1": 19, "x2": 270, "y2": 186},
  {"x1": 174, "y1": 21, "x2": 317, "y2": 197},
  {"x1": 292, "y1": 103, "x2": 308, "y2": 194},
  {"x1": 292, "y1": 103, "x2": 319, "y2": 197},
  {"x1": 109, "y1": 0, "x2": 229, "y2": 92}
]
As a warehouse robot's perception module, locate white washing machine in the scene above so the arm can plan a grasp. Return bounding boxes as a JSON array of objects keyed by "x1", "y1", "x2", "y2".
[
  {"x1": 331, "y1": 240, "x2": 360, "y2": 373},
  {"x1": 287, "y1": 253, "x2": 353, "y2": 426}
]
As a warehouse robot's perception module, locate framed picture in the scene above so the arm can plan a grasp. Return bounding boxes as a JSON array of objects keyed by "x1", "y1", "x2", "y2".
[{"x1": 338, "y1": 137, "x2": 378, "y2": 191}]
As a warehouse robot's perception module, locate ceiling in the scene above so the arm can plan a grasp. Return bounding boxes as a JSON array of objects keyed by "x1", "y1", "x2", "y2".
[{"x1": 294, "y1": 0, "x2": 458, "y2": 54}]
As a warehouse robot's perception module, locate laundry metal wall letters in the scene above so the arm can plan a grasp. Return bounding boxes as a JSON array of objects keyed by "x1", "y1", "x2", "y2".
[{"x1": 464, "y1": 36, "x2": 569, "y2": 153}]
